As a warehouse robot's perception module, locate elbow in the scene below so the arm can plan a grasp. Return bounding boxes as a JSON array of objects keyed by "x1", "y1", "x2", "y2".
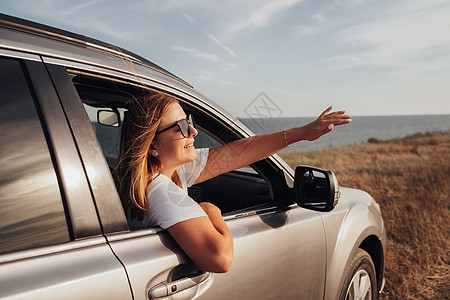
[
  {"x1": 213, "y1": 251, "x2": 233, "y2": 273},
  {"x1": 196, "y1": 249, "x2": 234, "y2": 273}
]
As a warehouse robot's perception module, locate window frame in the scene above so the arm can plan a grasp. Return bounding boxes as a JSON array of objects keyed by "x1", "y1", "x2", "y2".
[
  {"x1": 46, "y1": 63, "x2": 129, "y2": 235},
  {"x1": 57, "y1": 64, "x2": 294, "y2": 232},
  {"x1": 24, "y1": 60, "x2": 104, "y2": 239}
]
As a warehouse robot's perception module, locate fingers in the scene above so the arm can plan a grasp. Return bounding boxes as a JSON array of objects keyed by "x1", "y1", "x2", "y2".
[
  {"x1": 320, "y1": 107, "x2": 351, "y2": 132},
  {"x1": 322, "y1": 108, "x2": 351, "y2": 122},
  {"x1": 334, "y1": 118, "x2": 352, "y2": 126},
  {"x1": 326, "y1": 117, "x2": 351, "y2": 130},
  {"x1": 319, "y1": 105, "x2": 333, "y2": 118},
  {"x1": 316, "y1": 106, "x2": 351, "y2": 131},
  {"x1": 319, "y1": 106, "x2": 350, "y2": 119},
  {"x1": 326, "y1": 110, "x2": 348, "y2": 118}
]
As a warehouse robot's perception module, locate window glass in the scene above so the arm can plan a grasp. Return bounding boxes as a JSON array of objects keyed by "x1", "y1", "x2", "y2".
[
  {"x1": 0, "y1": 58, "x2": 70, "y2": 255},
  {"x1": 194, "y1": 129, "x2": 222, "y2": 148},
  {"x1": 194, "y1": 127, "x2": 257, "y2": 175},
  {"x1": 83, "y1": 104, "x2": 126, "y2": 169}
]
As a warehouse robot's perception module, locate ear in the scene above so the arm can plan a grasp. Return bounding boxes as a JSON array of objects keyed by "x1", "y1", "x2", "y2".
[{"x1": 149, "y1": 143, "x2": 159, "y2": 157}]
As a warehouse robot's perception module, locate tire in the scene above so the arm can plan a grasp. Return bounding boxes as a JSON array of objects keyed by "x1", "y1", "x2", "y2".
[{"x1": 339, "y1": 248, "x2": 378, "y2": 300}]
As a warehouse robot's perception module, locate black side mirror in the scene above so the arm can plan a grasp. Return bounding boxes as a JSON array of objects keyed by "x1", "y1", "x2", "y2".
[
  {"x1": 294, "y1": 166, "x2": 340, "y2": 212},
  {"x1": 97, "y1": 109, "x2": 121, "y2": 127}
]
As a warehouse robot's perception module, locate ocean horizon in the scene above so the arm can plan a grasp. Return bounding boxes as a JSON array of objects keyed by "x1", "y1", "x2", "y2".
[{"x1": 238, "y1": 114, "x2": 450, "y2": 153}]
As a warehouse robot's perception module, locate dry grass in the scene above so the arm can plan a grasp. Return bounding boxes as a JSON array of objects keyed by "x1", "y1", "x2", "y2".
[{"x1": 280, "y1": 131, "x2": 450, "y2": 299}]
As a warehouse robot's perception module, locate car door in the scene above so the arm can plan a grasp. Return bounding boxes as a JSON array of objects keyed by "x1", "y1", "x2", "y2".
[
  {"x1": 50, "y1": 63, "x2": 327, "y2": 299},
  {"x1": 0, "y1": 56, "x2": 132, "y2": 299},
  {"x1": 105, "y1": 128, "x2": 327, "y2": 300}
]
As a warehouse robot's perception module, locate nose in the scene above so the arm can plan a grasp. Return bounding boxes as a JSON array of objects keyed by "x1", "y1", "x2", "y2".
[{"x1": 189, "y1": 124, "x2": 197, "y2": 137}]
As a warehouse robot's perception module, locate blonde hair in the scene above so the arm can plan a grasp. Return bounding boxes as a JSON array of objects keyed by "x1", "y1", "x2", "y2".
[{"x1": 115, "y1": 92, "x2": 182, "y2": 217}]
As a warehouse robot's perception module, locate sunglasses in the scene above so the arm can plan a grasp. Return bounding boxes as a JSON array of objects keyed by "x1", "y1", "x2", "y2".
[{"x1": 155, "y1": 114, "x2": 196, "y2": 138}]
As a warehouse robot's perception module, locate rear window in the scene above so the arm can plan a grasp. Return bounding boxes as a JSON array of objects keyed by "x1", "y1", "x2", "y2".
[{"x1": 0, "y1": 57, "x2": 70, "y2": 255}]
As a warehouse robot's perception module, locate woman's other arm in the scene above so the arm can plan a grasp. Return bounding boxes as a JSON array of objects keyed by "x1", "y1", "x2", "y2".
[{"x1": 166, "y1": 202, "x2": 233, "y2": 273}]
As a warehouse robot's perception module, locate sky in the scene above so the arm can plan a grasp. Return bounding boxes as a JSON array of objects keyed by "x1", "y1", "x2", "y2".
[{"x1": 2, "y1": 0, "x2": 450, "y2": 117}]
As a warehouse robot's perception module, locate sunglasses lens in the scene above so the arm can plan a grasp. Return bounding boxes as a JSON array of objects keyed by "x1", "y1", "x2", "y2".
[
  {"x1": 188, "y1": 114, "x2": 195, "y2": 128},
  {"x1": 179, "y1": 119, "x2": 190, "y2": 138}
]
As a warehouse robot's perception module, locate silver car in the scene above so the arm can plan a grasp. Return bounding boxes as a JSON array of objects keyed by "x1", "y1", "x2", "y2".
[{"x1": 0, "y1": 13, "x2": 385, "y2": 300}]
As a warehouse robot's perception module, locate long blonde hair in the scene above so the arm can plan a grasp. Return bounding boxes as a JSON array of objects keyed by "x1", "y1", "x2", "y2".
[{"x1": 115, "y1": 92, "x2": 182, "y2": 216}]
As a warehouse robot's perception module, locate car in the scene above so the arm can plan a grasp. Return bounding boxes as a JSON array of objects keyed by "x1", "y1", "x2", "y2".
[{"x1": 0, "y1": 13, "x2": 385, "y2": 300}]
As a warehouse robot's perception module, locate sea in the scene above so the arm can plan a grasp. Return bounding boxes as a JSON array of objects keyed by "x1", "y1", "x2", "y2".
[{"x1": 238, "y1": 114, "x2": 450, "y2": 154}]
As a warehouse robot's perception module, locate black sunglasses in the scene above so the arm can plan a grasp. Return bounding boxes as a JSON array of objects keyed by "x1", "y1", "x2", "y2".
[{"x1": 155, "y1": 114, "x2": 196, "y2": 138}]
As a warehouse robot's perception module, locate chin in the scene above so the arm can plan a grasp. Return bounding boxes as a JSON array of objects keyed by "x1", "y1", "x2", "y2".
[
  {"x1": 188, "y1": 150, "x2": 197, "y2": 161},
  {"x1": 181, "y1": 149, "x2": 197, "y2": 164}
]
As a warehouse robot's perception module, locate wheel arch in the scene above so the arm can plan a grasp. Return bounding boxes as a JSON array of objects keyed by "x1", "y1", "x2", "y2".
[{"x1": 359, "y1": 235, "x2": 385, "y2": 294}]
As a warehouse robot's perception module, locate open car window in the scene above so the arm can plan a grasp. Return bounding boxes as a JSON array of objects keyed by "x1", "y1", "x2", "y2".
[
  {"x1": 83, "y1": 104, "x2": 126, "y2": 170},
  {"x1": 193, "y1": 126, "x2": 258, "y2": 175},
  {"x1": 71, "y1": 72, "x2": 277, "y2": 219}
]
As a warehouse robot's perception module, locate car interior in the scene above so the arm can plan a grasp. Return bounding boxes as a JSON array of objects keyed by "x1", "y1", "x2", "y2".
[{"x1": 70, "y1": 71, "x2": 289, "y2": 221}]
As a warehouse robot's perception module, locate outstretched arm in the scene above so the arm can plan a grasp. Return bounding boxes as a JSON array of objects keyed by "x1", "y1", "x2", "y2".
[{"x1": 195, "y1": 106, "x2": 351, "y2": 184}]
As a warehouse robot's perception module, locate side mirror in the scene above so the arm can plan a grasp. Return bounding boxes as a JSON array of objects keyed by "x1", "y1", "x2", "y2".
[
  {"x1": 98, "y1": 109, "x2": 121, "y2": 127},
  {"x1": 294, "y1": 166, "x2": 340, "y2": 212}
]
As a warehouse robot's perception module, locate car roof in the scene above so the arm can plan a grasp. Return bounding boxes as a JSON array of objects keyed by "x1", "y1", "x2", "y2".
[
  {"x1": 0, "y1": 13, "x2": 225, "y2": 119},
  {"x1": 0, "y1": 13, "x2": 252, "y2": 135},
  {"x1": 0, "y1": 13, "x2": 191, "y2": 88},
  {"x1": 0, "y1": 13, "x2": 250, "y2": 130}
]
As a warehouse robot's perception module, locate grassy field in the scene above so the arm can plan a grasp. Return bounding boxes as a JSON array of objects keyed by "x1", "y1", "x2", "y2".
[{"x1": 280, "y1": 131, "x2": 449, "y2": 299}]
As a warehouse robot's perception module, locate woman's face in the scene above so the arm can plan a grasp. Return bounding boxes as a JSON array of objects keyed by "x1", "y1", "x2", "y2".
[{"x1": 151, "y1": 102, "x2": 198, "y2": 175}]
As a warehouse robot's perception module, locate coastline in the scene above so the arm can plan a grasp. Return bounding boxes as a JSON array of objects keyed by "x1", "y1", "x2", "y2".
[{"x1": 238, "y1": 114, "x2": 450, "y2": 153}]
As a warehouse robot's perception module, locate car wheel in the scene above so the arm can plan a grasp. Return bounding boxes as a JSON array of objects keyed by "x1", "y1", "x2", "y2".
[{"x1": 340, "y1": 248, "x2": 378, "y2": 300}]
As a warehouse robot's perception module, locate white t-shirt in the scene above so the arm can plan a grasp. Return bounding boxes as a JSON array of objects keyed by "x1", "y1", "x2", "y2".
[{"x1": 127, "y1": 148, "x2": 209, "y2": 230}]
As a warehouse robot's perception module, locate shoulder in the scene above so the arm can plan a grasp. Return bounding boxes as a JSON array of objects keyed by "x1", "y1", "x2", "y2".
[{"x1": 145, "y1": 174, "x2": 206, "y2": 229}]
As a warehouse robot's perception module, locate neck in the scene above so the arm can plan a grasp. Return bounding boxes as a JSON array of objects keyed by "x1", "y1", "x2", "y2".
[{"x1": 161, "y1": 167, "x2": 176, "y2": 179}]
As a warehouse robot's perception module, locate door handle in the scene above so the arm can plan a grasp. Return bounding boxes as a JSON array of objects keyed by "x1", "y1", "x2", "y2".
[{"x1": 148, "y1": 271, "x2": 213, "y2": 299}]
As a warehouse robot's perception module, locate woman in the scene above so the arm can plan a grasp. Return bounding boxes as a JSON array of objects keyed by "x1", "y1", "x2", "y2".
[{"x1": 115, "y1": 92, "x2": 351, "y2": 273}]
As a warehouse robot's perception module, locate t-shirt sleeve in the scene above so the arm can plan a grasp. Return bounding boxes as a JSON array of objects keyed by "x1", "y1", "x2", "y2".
[
  {"x1": 145, "y1": 175, "x2": 207, "y2": 229},
  {"x1": 178, "y1": 148, "x2": 209, "y2": 188}
]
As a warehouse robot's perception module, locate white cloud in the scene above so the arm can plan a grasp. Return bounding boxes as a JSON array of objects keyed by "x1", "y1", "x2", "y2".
[
  {"x1": 319, "y1": 1, "x2": 450, "y2": 75},
  {"x1": 170, "y1": 46, "x2": 238, "y2": 68},
  {"x1": 204, "y1": 32, "x2": 239, "y2": 58},
  {"x1": 183, "y1": 13, "x2": 195, "y2": 23},
  {"x1": 225, "y1": 0, "x2": 305, "y2": 35},
  {"x1": 197, "y1": 73, "x2": 236, "y2": 86},
  {"x1": 295, "y1": 25, "x2": 320, "y2": 37},
  {"x1": 312, "y1": 0, "x2": 376, "y2": 23},
  {"x1": 12, "y1": 0, "x2": 132, "y2": 40},
  {"x1": 170, "y1": 46, "x2": 220, "y2": 62},
  {"x1": 169, "y1": 45, "x2": 240, "y2": 85}
]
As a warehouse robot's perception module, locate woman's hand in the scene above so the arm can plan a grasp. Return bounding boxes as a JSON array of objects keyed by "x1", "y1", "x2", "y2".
[
  {"x1": 300, "y1": 106, "x2": 351, "y2": 141},
  {"x1": 199, "y1": 202, "x2": 222, "y2": 216},
  {"x1": 198, "y1": 202, "x2": 230, "y2": 238}
]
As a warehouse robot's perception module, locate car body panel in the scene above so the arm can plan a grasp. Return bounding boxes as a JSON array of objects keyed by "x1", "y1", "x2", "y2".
[
  {"x1": 0, "y1": 238, "x2": 132, "y2": 300},
  {"x1": 107, "y1": 206, "x2": 326, "y2": 300}
]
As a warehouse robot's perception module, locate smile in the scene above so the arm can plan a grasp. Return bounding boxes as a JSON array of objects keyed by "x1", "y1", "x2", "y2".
[{"x1": 184, "y1": 143, "x2": 194, "y2": 149}]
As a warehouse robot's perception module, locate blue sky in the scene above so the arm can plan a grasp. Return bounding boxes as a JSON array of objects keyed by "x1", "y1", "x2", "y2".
[{"x1": 2, "y1": 0, "x2": 450, "y2": 117}]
